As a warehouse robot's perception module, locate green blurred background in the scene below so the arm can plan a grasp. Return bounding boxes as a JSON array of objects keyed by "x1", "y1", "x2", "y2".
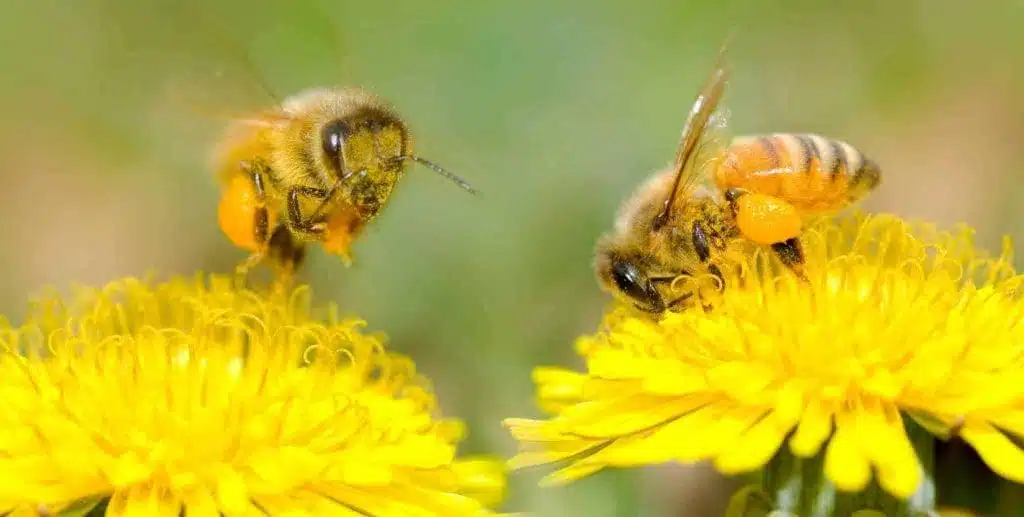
[{"x1": 0, "y1": 0, "x2": 1022, "y2": 515}]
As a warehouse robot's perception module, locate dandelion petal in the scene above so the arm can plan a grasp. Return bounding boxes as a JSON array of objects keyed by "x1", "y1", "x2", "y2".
[
  {"x1": 789, "y1": 402, "x2": 833, "y2": 458},
  {"x1": 960, "y1": 421, "x2": 1024, "y2": 483},
  {"x1": 824, "y1": 423, "x2": 870, "y2": 492},
  {"x1": 714, "y1": 414, "x2": 791, "y2": 474}
]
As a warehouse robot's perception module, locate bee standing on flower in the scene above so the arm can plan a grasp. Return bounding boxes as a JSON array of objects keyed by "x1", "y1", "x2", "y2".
[
  {"x1": 214, "y1": 87, "x2": 478, "y2": 284},
  {"x1": 594, "y1": 41, "x2": 882, "y2": 313}
]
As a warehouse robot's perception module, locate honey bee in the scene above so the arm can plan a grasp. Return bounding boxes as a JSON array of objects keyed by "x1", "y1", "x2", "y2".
[
  {"x1": 214, "y1": 87, "x2": 477, "y2": 282},
  {"x1": 90, "y1": 0, "x2": 479, "y2": 284},
  {"x1": 594, "y1": 44, "x2": 881, "y2": 313}
]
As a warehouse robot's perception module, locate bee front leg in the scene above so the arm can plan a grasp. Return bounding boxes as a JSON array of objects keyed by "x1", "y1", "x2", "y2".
[
  {"x1": 286, "y1": 172, "x2": 370, "y2": 266},
  {"x1": 286, "y1": 186, "x2": 331, "y2": 240}
]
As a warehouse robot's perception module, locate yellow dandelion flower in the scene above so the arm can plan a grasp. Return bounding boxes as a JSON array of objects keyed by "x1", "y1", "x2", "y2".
[
  {"x1": 0, "y1": 274, "x2": 506, "y2": 516},
  {"x1": 505, "y1": 213, "x2": 1024, "y2": 502}
]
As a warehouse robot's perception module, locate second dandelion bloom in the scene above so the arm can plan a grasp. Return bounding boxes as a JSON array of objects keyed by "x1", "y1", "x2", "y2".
[
  {"x1": 0, "y1": 275, "x2": 506, "y2": 516},
  {"x1": 505, "y1": 213, "x2": 1024, "y2": 502}
]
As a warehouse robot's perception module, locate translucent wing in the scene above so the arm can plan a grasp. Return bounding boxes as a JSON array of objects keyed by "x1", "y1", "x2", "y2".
[
  {"x1": 652, "y1": 41, "x2": 732, "y2": 231},
  {"x1": 94, "y1": 0, "x2": 351, "y2": 122}
]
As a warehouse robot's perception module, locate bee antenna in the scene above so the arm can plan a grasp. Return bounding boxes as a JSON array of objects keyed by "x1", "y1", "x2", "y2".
[{"x1": 398, "y1": 155, "x2": 479, "y2": 195}]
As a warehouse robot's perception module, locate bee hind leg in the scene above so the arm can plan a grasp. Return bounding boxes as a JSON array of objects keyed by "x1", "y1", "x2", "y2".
[
  {"x1": 770, "y1": 238, "x2": 808, "y2": 281},
  {"x1": 265, "y1": 226, "x2": 308, "y2": 294},
  {"x1": 233, "y1": 163, "x2": 273, "y2": 288},
  {"x1": 234, "y1": 251, "x2": 266, "y2": 287}
]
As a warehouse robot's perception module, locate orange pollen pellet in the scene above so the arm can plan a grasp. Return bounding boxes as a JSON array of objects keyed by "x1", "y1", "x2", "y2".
[
  {"x1": 734, "y1": 193, "x2": 802, "y2": 245},
  {"x1": 218, "y1": 176, "x2": 273, "y2": 252}
]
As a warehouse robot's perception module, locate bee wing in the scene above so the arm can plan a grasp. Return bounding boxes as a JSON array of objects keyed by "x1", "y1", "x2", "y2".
[
  {"x1": 95, "y1": 0, "x2": 349, "y2": 123},
  {"x1": 652, "y1": 43, "x2": 731, "y2": 231},
  {"x1": 691, "y1": 106, "x2": 731, "y2": 180},
  {"x1": 95, "y1": 0, "x2": 270, "y2": 120}
]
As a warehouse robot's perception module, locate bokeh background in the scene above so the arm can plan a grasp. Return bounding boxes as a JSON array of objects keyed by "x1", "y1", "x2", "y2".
[{"x1": 1, "y1": 0, "x2": 1022, "y2": 515}]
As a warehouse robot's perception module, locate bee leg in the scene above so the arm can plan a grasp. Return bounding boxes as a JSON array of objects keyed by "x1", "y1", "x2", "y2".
[
  {"x1": 724, "y1": 187, "x2": 804, "y2": 255},
  {"x1": 724, "y1": 190, "x2": 805, "y2": 277},
  {"x1": 235, "y1": 251, "x2": 266, "y2": 287},
  {"x1": 666, "y1": 292, "x2": 693, "y2": 311},
  {"x1": 722, "y1": 187, "x2": 750, "y2": 214},
  {"x1": 234, "y1": 163, "x2": 272, "y2": 286},
  {"x1": 265, "y1": 225, "x2": 307, "y2": 294},
  {"x1": 287, "y1": 173, "x2": 376, "y2": 266},
  {"x1": 286, "y1": 186, "x2": 331, "y2": 239},
  {"x1": 721, "y1": 186, "x2": 753, "y2": 241},
  {"x1": 770, "y1": 237, "x2": 808, "y2": 281}
]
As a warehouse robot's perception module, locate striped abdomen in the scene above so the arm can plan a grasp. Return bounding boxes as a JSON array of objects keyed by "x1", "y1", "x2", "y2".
[{"x1": 712, "y1": 133, "x2": 881, "y2": 213}]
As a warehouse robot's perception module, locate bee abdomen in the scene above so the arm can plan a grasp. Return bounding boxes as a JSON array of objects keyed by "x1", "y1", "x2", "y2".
[
  {"x1": 769, "y1": 133, "x2": 880, "y2": 197},
  {"x1": 714, "y1": 133, "x2": 882, "y2": 210}
]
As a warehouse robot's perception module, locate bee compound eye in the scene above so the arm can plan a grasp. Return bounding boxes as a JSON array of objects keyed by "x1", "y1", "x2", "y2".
[
  {"x1": 321, "y1": 119, "x2": 351, "y2": 157},
  {"x1": 611, "y1": 260, "x2": 638, "y2": 292},
  {"x1": 611, "y1": 260, "x2": 662, "y2": 310}
]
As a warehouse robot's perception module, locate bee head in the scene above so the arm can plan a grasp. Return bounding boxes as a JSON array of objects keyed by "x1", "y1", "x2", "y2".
[
  {"x1": 318, "y1": 111, "x2": 477, "y2": 202},
  {"x1": 594, "y1": 246, "x2": 666, "y2": 313},
  {"x1": 317, "y1": 113, "x2": 405, "y2": 217},
  {"x1": 594, "y1": 219, "x2": 726, "y2": 314}
]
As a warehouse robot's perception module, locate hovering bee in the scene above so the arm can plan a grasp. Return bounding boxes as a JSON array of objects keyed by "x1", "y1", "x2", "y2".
[
  {"x1": 92, "y1": 0, "x2": 480, "y2": 284},
  {"x1": 594, "y1": 44, "x2": 881, "y2": 313},
  {"x1": 214, "y1": 87, "x2": 478, "y2": 283}
]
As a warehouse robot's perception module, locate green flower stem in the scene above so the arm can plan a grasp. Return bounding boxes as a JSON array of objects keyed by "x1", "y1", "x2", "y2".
[{"x1": 728, "y1": 417, "x2": 937, "y2": 517}]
